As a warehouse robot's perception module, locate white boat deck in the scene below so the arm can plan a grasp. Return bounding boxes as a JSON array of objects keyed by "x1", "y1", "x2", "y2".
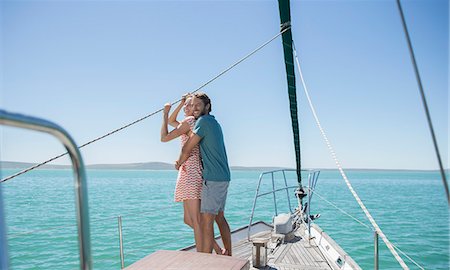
[
  {"x1": 124, "y1": 221, "x2": 359, "y2": 270},
  {"x1": 232, "y1": 225, "x2": 334, "y2": 269},
  {"x1": 124, "y1": 250, "x2": 250, "y2": 270}
]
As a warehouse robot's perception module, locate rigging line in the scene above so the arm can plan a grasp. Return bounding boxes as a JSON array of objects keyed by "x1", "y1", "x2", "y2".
[
  {"x1": 314, "y1": 191, "x2": 425, "y2": 269},
  {"x1": 9, "y1": 190, "x2": 254, "y2": 238},
  {"x1": 7, "y1": 188, "x2": 254, "y2": 239},
  {"x1": 391, "y1": 242, "x2": 425, "y2": 270},
  {"x1": 8, "y1": 216, "x2": 120, "y2": 239},
  {"x1": 8, "y1": 204, "x2": 180, "y2": 239},
  {"x1": 312, "y1": 191, "x2": 371, "y2": 230},
  {"x1": 0, "y1": 26, "x2": 291, "y2": 184},
  {"x1": 396, "y1": 0, "x2": 449, "y2": 204},
  {"x1": 292, "y1": 42, "x2": 410, "y2": 270}
]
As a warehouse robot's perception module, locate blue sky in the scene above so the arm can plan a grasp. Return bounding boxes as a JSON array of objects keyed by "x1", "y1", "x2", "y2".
[{"x1": 0, "y1": 0, "x2": 448, "y2": 170}]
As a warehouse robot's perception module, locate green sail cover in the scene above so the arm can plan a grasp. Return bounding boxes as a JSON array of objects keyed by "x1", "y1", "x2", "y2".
[{"x1": 277, "y1": 0, "x2": 302, "y2": 184}]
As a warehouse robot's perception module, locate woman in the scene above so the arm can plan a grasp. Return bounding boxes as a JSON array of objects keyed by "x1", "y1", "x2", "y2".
[{"x1": 160, "y1": 94, "x2": 222, "y2": 254}]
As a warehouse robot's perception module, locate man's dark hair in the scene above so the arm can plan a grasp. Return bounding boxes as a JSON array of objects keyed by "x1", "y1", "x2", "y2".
[{"x1": 194, "y1": 92, "x2": 212, "y2": 113}]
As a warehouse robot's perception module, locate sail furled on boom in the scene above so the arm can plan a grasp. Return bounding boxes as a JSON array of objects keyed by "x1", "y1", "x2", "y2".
[{"x1": 277, "y1": 0, "x2": 302, "y2": 185}]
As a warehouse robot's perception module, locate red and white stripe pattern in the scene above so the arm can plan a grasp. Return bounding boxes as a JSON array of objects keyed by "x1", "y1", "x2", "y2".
[{"x1": 174, "y1": 117, "x2": 203, "y2": 202}]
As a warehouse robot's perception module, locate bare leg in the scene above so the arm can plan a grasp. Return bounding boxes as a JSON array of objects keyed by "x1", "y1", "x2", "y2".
[
  {"x1": 215, "y1": 211, "x2": 232, "y2": 256},
  {"x1": 184, "y1": 200, "x2": 222, "y2": 253},
  {"x1": 201, "y1": 212, "x2": 216, "y2": 253},
  {"x1": 212, "y1": 239, "x2": 223, "y2": 255},
  {"x1": 183, "y1": 202, "x2": 192, "y2": 227},
  {"x1": 183, "y1": 200, "x2": 202, "y2": 252}
]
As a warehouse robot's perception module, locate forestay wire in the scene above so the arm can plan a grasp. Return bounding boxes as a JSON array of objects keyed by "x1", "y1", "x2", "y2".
[
  {"x1": 292, "y1": 41, "x2": 410, "y2": 269},
  {"x1": 0, "y1": 26, "x2": 290, "y2": 184}
]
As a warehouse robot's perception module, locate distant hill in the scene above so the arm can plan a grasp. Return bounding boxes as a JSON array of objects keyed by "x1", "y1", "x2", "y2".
[
  {"x1": 0, "y1": 161, "x2": 289, "y2": 171},
  {"x1": 230, "y1": 166, "x2": 288, "y2": 171},
  {"x1": 87, "y1": 162, "x2": 174, "y2": 170},
  {"x1": 2, "y1": 161, "x2": 440, "y2": 172},
  {"x1": 0, "y1": 161, "x2": 69, "y2": 169},
  {"x1": 0, "y1": 161, "x2": 175, "y2": 170}
]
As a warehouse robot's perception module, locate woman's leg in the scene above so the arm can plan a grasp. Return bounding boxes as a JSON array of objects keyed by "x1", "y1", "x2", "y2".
[
  {"x1": 183, "y1": 199, "x2": 203, "y2": 252},
  {"x1": 189, "y1": 201, "x2": 223, "y2": 254},
  {"x1": 183, "y1": 202, "x2": 193, "y2": 227},
  {"x1": 184, "y1": 199, "x2": 223, "y2": 253},
  {"x1": 212, "y1": 237, "x2": 224, "y2": 255}
]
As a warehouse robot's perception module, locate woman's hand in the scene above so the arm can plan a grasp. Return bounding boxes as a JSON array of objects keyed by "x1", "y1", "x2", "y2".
[
  {"x1": 163, "y1": 103, "x2": 171, "y2": 115},
  {"x1": 181, "y1": 93, "x2": 190, "y2": 104}
]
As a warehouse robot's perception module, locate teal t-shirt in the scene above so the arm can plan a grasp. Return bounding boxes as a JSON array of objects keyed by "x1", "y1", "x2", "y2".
[{"x1": 193, "y1": 114, "x2": 230, "y2": 181}]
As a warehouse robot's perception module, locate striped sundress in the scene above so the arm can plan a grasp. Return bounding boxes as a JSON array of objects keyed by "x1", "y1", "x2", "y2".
[{"x1": 174, "y1": 116, "x2": 203, "y2": 202}]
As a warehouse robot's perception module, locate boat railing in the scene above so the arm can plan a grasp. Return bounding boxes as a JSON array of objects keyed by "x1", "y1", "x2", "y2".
[
  {"x1": 305, "y1": 169, "x2": 320, "y2": 237},
  {"x1": 5, "y1": 186, "x2": 256, "y2": 269},
  {"x1": 247, "y1": 168, "x2": 320, "y2": 241},
  {"x1": 0, "y1": 110, "x2": 92, "y2": 270}
]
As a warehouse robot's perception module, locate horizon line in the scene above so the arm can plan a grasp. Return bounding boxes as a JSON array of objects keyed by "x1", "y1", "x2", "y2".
[{"x1": 1, "y1": 160, "x2": 447, "y2": 172}]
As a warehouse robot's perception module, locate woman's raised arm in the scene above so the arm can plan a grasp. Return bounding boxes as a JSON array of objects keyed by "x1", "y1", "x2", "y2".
[
  {"x1": 168, "y1": 94, "x2": 188, "y2": 127},
  {"x1": 161, "y1": 103, "x2": 190, "y2": 142}
]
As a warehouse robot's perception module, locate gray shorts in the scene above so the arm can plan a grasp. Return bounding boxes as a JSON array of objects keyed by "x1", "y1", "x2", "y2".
[{"x1": 200, "y1": 180, "x2": 229, "y2": 215}]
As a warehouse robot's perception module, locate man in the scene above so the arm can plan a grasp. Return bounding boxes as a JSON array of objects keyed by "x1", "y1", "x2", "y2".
[{"x1": 175, "y1": 92, "x2": 232, "y2": 255}]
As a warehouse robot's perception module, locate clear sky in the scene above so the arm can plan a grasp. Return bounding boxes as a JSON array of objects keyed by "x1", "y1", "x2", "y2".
[{"x1": 0, "y1": 0, "x2": 448, "y2": 170}]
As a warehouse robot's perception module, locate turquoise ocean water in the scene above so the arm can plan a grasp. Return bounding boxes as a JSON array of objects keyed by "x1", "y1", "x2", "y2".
[{"x1": 1, "y1": 169, "x2": 448, "y2": 269}]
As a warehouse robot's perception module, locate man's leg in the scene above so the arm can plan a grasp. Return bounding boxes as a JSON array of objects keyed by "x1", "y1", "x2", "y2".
[
  {"x1": 215, "y1": 211, "x2": 232, "y2": 256},
  {"x1": 201, "y1": 212, "x2": 216, "y2": 253}
]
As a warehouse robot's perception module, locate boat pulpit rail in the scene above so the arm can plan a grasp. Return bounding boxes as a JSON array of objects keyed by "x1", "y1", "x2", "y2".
[
  {"x1": 306, "y1": 170, "x2": 320, "y2": 237},
  {"x1": 0, "y1": 109, "x2": 92, "y2": 270},
  {"x1": 247, "y1": 169, "x2": 320, "y2": 241}
]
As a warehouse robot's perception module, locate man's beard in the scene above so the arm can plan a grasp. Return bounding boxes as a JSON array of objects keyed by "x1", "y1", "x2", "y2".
[{"x1": 194, "y1": 108, "x2": 207, "y2": 119}]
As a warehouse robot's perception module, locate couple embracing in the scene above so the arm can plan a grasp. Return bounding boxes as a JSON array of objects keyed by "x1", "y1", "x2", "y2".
[{"x1": 160, "y1": 92, "x2": 231, "y2": 255}]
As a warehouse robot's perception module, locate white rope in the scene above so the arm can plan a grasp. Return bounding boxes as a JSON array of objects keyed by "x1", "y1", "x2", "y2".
[{"x1": 292, "y1": 42, "x2": 410, "y2": 269}]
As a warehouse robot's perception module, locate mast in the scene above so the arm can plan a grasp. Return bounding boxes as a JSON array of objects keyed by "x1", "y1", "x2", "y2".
[{"x1": 277, "y1": 0, "x2": 302, "y2": 186}]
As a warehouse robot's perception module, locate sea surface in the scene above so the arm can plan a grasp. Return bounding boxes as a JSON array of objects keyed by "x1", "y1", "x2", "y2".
[{"x1": 1, "y1": 169, "x2": 448, "y2": 269}]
